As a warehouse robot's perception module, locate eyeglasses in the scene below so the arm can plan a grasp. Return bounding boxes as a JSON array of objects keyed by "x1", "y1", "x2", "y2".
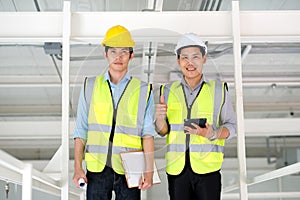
[
  {"x1": 179, "y1": 54, "x2": 202, "y2": 63},
  {"x1": 108, "y1": 48, "x2": 130, "y2": 57}
]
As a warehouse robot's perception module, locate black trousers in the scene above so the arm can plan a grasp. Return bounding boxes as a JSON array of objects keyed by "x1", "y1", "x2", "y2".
[{"x1": 167, "y1": 165, "x2": 221, "y2": 200}]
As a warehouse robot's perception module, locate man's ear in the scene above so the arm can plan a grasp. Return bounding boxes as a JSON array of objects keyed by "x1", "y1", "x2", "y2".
[
  {"x1": 129, "y1": 52, "x2": 135, "y2": 60},
  {"x1": 177, "y1": 58, "x2": 180, "y2": 66},
  {"x1": 103, "y1": 51, "x2": 107, "y2": 58},
  {"x1": 203, "y1": 55, "x2": 207, "y2": 64}
]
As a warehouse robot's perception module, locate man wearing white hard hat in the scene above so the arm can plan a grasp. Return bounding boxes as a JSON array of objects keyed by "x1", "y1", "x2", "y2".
[{"x1": 155, "y1": 33, "x2": 237, "y2": 200}]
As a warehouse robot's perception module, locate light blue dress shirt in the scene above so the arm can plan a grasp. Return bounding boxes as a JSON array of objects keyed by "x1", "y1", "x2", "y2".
[{"x1": 73, "y1": 72, "x2": 157, "y2": 140}]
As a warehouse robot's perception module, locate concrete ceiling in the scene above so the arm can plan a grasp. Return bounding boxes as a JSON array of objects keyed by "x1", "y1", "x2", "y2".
[{"x1": 0, "y1": 0, "x2": 300, "y2": 162}]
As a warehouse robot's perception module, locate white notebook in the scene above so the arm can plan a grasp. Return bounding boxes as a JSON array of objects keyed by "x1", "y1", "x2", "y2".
[{"x1": 120, "y1": 151, "x2": 161, "y2": 188}]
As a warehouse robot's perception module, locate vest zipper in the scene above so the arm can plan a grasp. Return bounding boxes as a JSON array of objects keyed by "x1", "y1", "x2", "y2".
[
  {"x1": 182, "y1": 82, "x2": 205, "y2": 167},
  {"x1": 106, "y1": 78, "x2": 132, "y2": 167}
]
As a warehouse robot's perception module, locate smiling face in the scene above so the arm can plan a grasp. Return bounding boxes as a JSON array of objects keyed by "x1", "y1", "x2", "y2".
[{"x1": 177, "y1": 46, "x2": 207, "y2": 83}]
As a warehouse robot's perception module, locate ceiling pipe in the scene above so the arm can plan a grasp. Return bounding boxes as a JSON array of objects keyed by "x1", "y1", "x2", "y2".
[
  {"x1": 266, "y1": 137, "x2": 277, "y2": 164},
  {"x1": 142, "y1": 0, "x2": 157, "y2": 11},
  {"x1": 241, "y1": 44, "x2": 252, "y2": 63},
  {"x1": 10, "y1": 0, "x2": 18, "y2": 11},
  {"x1": 210, "y1": 0, "x2": 217, "y2": 11},
  {"x1": 200, "y1": 0, "x2": 223, "y2": 12},
  {"x1": 207, "y1": 46, "x2": 233, "y2": 58},
  {"x1": 199, "y1": 0, "x2": 207, "y2": 11},
  {"x1": 216, "y1": 0, "x2": 223, "y2": 11},
  {"x1": 3, "y1": 42, "x2": 299, "y2": 63},
  {"x1": 204, "y1": 0, "x2": 211, "y2": 11},
  {"x1": 53, "y1": 43, "x2": 300, "y2": 61},
  {"x1": 50, "y1": 54, "x2": 74, "y2": 116},
  {"x1": 50, "y1": 54, "x2": 62, "y2": 82},
  {"x1": 33, "y1": 0, "x2": 41, "y2": 11}
]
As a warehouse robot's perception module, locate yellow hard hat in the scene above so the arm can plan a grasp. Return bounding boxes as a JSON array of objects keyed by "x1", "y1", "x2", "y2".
[{"x1": 101, "y1": 25, "x2": 135, "y2": 47}]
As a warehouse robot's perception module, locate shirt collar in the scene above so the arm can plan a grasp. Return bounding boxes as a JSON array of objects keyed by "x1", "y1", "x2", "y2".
[
  {"x1": 178, "y1": 74, "x2": 209, "y2": 89},
  {"x1": 103, "y1": 71, "x2": 131, "y2": 84},
  {"x1": 202, "y1": 75, "x2": 211, "y2": 85}
]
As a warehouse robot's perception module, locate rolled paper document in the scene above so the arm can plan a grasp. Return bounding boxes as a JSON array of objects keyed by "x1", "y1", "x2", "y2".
[{"x1": 78, "y1": 178, "x2": 87, "y2": 189}]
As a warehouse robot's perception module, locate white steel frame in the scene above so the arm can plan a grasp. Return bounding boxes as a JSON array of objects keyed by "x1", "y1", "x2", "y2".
[
  {"x1": 61, "y1": 2, "x2": 71, "y2": 200},
  {"x1": 0, "y1": 1, "x2": 300, "y2": 199},
  {"x1": 232, "y1": 2, "x2": 248, "y2": 199}
]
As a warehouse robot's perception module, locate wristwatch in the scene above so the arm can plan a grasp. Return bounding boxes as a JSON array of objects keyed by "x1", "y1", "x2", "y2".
[{"x1": 209, "y1": 130, "x2": 218, "y2": 141}]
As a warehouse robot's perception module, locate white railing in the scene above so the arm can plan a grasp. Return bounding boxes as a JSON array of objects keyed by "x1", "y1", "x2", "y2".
[
  {"x1": 223, "y1": 162, "x2": 300, "y2": 198},
  {"x1": 0, "y1": 149, "x2": 84, "y2": 200}
]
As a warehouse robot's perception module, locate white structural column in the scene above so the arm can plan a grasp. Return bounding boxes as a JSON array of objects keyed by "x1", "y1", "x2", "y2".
[
  {"x1": 22, "y1": 163, "x2": 33, "y2": 200},
  {"x1": 232, "y1": 1, "x2": 248, "y2": 199},
  {"x1": 61, "y1": 1, "x2": 71, "y2": 200}
]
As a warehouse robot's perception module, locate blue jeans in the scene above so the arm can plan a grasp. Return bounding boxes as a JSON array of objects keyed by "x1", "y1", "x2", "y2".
[{"x1": 86, "y1": 166, "x2": 141, "y2": 200}]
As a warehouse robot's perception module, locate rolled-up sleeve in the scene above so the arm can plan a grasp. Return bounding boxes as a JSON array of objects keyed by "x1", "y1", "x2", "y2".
[
  {"x1": 220, "y1": 90, "x2": 237, "y2": 140},
  {"x1": 73, "y1": 85, "x2": 88, "y2": 140},
  {"x1": 141, "y1": 91, "x2": 158, "y2": 138}
]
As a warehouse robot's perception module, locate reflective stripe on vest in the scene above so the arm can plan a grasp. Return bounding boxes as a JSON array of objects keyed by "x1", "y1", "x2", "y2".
[
  {"x1": 167, "y1": 143, "x2": 224, "y2": 153},
  {"x1": 84, "y1": 75, "x2": 150, "y2": 174},
  {"x1": 163, "y1": 80, "x2": 226, "y2": 175}
]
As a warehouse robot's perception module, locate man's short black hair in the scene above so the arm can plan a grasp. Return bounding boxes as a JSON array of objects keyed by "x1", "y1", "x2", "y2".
[{"x1": 176, "y1": 45, "x2": 206, "y2": 59}]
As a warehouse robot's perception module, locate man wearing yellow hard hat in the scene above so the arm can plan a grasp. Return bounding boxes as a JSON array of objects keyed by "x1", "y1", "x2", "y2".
[{"x1": 73, "y1": 25, "x2": 156, "y2": 200}]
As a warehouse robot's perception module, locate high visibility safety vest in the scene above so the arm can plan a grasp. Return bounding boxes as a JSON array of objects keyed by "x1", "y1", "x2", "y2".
[
  {"x1": 84, "y1": 75, "x2": 151, "y2": 174},
  {"x1": 162, "y1": 80, "x2": 226, "y2": 175}
]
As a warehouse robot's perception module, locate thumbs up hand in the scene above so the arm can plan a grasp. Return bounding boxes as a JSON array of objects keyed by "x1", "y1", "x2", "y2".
[
  {"x1": 156, "y1": 95, "x2": 167, "y2": 119},
  {"x1": 155, "y1": 95, "x2": 168, "y2": 135},
  {"x1": 160, "y1": 95, "x2": 165, "y2": 104}
]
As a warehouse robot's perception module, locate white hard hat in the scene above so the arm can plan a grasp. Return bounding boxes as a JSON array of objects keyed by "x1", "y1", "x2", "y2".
[{"x1": 174, "y1": 33, "x2": 207, "y2": 55}]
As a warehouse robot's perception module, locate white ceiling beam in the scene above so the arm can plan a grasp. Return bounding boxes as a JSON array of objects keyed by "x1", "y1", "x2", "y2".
[
  {"x1": 0, "y1": 121, "x2": 69, "y2": 138},
  {"x1": 71, "y1": 11, "x2": 300, "y2": 43},
  {"x1": 0, "y1": 12, "x2": 62, "y2": 43},
  {"x1": 245, "y1": 118, "x2": 300, "y2": 137},
  {"x1": 1, "y1": 11, "x2": 300, "y2": 43}
]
